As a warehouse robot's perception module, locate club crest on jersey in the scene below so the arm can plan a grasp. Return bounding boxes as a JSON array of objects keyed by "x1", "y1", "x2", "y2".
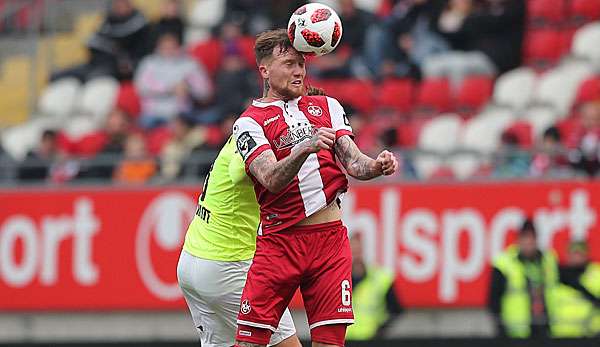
[
  {"x1": 236, "y1": 131, "x2": 257, "y2": 158},
  {"x1": 307, "y1": 105, "x2": 323, "y2": 117},
  {"x1": 240, "y1": 299, "x2": 251, "y2": 314},
  {"x1": 274, "y1": 122, "x2": 316, "y2": 150}
]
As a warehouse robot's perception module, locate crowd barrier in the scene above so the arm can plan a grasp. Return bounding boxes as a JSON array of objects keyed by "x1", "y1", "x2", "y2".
[{"x1": 1, "y1": 180, "x2": 599, "y2": 310}]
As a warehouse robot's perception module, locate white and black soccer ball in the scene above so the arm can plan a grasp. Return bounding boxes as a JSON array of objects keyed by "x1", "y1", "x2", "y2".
[{"x1": 287, "y1": 3, "x2": 343, "y2": 56}]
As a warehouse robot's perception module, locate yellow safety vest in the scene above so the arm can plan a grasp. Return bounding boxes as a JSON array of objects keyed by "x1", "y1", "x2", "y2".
[
  {"x1": 346, "y1": 267, "x2": 395, "y2": 340},
  {"x1": 550, "y1": 262, "x2": 600, "y2": 337},
  {"x1": 493, "y1": 245, "x2": 559, "y2": 338}
]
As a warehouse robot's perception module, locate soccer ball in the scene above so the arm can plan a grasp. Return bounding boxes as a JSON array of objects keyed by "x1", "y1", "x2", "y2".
[{"x1": 287, "y1": 3, "x2": 343, "y2": 56}]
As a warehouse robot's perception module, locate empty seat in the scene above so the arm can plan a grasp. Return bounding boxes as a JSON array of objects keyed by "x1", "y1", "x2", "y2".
[
  {"x1": 38, "y1": 78, "x2": 81, "y2": 118},
  {"x1": 448, "y1": 153, "x2": 482, "y2": 180},
  {"x1": 115, "y1": 82, "x2": 141, "y2": 117},
  {"x1": 528, "y1": 0, "x2": 565, "y2": 26},
  {"x1": 455, "y1": 75, "x2": 494, "y2": 113},
  {"x1": 377, "y1": 78, "x2": 414, "y2": 113},
  {"x1": 493, "y1": 67, "x2": 537, "y2": 110},
  {"x1": 188, "y1": 0, "x2": 225, "y2": 29},
  {"x1": 570, "y1": 0, "x2": 600, "y2": 24},
  {"x1": 414, "y1": 154, "x2": 444, "y2": 180},
  {"x1": 460, "y1": 109, "x2": 515, "y2": 153},
  {"x1": 331, "y1": 79, "x2": 375, "y2": 113},
  {"x1": 572, "y1": 22, "x2": 600, "y2": 65},
  {"x1": 415, "y1": 78, "x2": 452, "y2": 113},
  {"x1": 189, "y1": 38, "x2": 223, "y2": 76},
  {"x1": 77, "y1": 77, "x2": 119, "y2": 125},
  {"x1": 62, "y1": 115, "x2": 99, "y2": 141},
  {"x1": 418, "y1": 113, "x2": 462, "y2": 153},
  {"x1": 533, "y1": 61, "x2": 595, "y2": 113},
  {"x1": 524, "y1": 29, "x2": 565, "y2": 68},
  {"x1": 574, "y1": 75, "x2": 600, "y2": 105},
  {"x1": 523, "y1": 106, "x2": 560, "y2": 139}
]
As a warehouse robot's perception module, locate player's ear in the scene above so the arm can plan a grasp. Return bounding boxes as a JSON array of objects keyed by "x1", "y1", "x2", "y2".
[{"x1": 258, "y1": 64, "x2": 269, "y2": 79}]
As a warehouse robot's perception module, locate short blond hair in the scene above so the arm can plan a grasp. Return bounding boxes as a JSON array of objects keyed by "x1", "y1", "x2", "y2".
[{"x1": 254, "y1": 29, "x2": 293, "y2": 65}]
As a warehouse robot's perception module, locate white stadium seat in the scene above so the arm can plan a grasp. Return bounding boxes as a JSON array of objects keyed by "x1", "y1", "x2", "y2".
[
  {"x1": 460, "y1": 109, "x2": 515, "y2": 153},
  {"x1": 533, "y1": 61, "x2": 594, "y2": 114},
  {"x1": 189, "y1": 0, "x2": 225, "y2": 29},
  {"x1": 63, "y1": 115, "x2": 99, "y2": 141},
  {"x1": 1, "y1": 117, "x2": 58, "y2": 161},
  {"x1": 414, "y1": 154, "x2": 443, "y2": 180},
  {"x1": 492, "y1": 67, "x2": 537, "y2": 110},
  {"x1": 418, "y1": 113, "x2": 462, "y2": 153},
  {"x1": 448, "y1": 153, "x2": 482, "y2": 180},
  {"x1": 77, "y1": 77, "x2": 119, "y2": 125},
  {"x1": 572, "y1": 22, "x2": 600, "y2": 67},
  {"x1": 523, "y1": 106, "x2": 559, "y2": 140},
  {"x1": 38, "y1": 78, "x2": 81, "y2": 118}
]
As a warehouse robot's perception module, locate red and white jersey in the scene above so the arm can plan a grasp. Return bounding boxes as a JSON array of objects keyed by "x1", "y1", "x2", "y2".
[{"x1": 233, "y1": 95, "x2": 353, "y2": 235}]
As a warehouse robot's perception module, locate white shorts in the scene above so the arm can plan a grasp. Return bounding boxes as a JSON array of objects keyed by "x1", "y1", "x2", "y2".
[{"x1": 177, "y1": 250, "x2": 296, "y2": 347}]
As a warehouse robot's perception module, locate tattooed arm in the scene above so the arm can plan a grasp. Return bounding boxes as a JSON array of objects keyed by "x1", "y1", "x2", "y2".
[
  {"x1": 248, "y1": 128, "x2": 336, "y2": 193},
  {"x1": 335, "y1": 135, "x2": 398, "y2": 180}
]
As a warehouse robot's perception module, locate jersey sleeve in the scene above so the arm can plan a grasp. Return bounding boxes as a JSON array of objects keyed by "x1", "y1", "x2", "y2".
[
  {"x1": 233, "y1": 117, "x2": 272, "y2": 169},
  {"x1": 326, "y1": 96, "x2": 354, "y2": 139}
]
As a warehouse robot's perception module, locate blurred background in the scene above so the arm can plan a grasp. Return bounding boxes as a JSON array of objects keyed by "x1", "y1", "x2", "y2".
[{"x1": 0, "y1": 0, "x2": 600, "y2": 346}]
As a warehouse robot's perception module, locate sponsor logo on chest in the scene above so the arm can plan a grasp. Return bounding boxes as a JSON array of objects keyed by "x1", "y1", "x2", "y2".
[{"x1": 274, "y1": 121, "x2": 316, "y2": 150}]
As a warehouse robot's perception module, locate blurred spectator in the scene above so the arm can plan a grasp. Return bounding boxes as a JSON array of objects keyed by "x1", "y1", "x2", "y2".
[
  {"x1": 309, "y1": 0, "x2": 377, "y2": 79},
  {"x1": 150, "y1": 0, "x2": 185, "y2": 50},
  {"x1": 51, "y1": 0, "x2": 151, "y2": 82},
  {"x1": 214, "y1": 21, "x2": 259, "y2": 119},
  {"x1": 79, "y1": 108, "x2": 133, "y2": 180},
  {"x1": 530, "y1": 127, "x2": 571, "y2": 178},
  {"x1": 225, "y1": 0, "x2": 304, "y2": 35},
  {"x1": 488, "y1": 219, "x2": 559, "y2": 338},
  {"x1": 135, "y1": 32, "x2": 213, "y2": 129},
  {"x1": 426, "y1": 0, "x2": 525, "y2": 88},
  {"x1": 375, "y1": 0, "x2": 448, "y2": 80},
  {"x1": 493, "y1": 131, "x2": 531, "y2": 178},
  {"x1": 552, "y1": 240, "x2": 600, "y2": 337},
  {"x1": 18, "y1": 129, "x2": 60, "y2": 181},
  {"x1": 113, "y1": 133, "x2": 156, "y2": 184},
  {"x1": 568, "y1": 100, "x2": 600, "y2": 177},
  {"x1": 346, "y1": 233, "x2": 403, "y2": 340},
  {"x1": 159, "y1": 116, "x2": 206, "y2": 181}
]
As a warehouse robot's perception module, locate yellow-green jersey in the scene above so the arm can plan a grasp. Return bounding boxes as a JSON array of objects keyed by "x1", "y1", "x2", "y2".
[{"x1": 183, "y1": 136, "x2": 259, "y2": 261}]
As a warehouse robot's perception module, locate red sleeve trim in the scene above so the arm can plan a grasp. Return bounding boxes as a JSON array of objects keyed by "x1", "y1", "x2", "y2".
[
  {"x1": 244, "y1": 144, "x2": 272, "y2": 174},
  {"x1": 336, "y1": 129, "x2": 354, "y2": 140}
]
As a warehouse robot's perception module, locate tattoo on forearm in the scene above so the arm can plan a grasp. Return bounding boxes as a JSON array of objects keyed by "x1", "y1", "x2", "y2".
[
  {"x1": 249, "y1": 147, "x2": 311, "y2": 193},
  {"x1": 335, "y1": 136, "x2": 381, "y2": 180}
]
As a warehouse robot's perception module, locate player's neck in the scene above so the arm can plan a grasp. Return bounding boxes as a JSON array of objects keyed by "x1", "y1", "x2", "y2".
[{"x1": 259, "y1": 89, "x2": 297, "y2": 103}]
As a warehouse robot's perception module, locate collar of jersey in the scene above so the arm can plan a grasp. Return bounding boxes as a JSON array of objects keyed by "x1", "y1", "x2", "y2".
[{"x1": 252, "y1": 96, "x2": 302, "y2": 108}]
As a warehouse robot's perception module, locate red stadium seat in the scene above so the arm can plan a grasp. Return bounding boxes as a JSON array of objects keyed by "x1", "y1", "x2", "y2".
[
  {"x1": 74, "y1": 132, "x2": 108, "y2": 157},
  {"x1": 570, "y1": 0, "x2": 600, "y2": 25},
  {"x1": 505, "y1": 121, "x2": 533, "y2": 148},
  {"x1": 189, "y1": 39, "x2": 223, "y2": 76},
  {"x1": 377, "y1": 78, "x2": 414, "y2": 113},
  {"x1": 145, "y1": 126, "x2": 172, "y2": 155},
  {"x1": 524, "y1": 29, "x2": 565, "y2": 68},
  {"x1": 574, "y1": 76, "x2": 600, "y2": 106},
  {"x1": 115, "y1": 82, "x2": 141, "y2": 118},
  {"x1": 415, "y1": 78, "x2": 452, "y2": 113},
  {"x1": 455, "y1": 76, "x2": 493, "y2": 114},
  {"x1": 528, "y1": 0, "x2": 565, "y2": 27},
  {"x1": 322, "y1": 79, "x2": 375, "y2": 114}
]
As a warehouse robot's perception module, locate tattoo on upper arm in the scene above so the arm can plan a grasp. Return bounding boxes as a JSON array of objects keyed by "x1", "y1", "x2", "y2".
[{"x1": 335, "y1": 135, "x2": 381, "y2": 180}]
